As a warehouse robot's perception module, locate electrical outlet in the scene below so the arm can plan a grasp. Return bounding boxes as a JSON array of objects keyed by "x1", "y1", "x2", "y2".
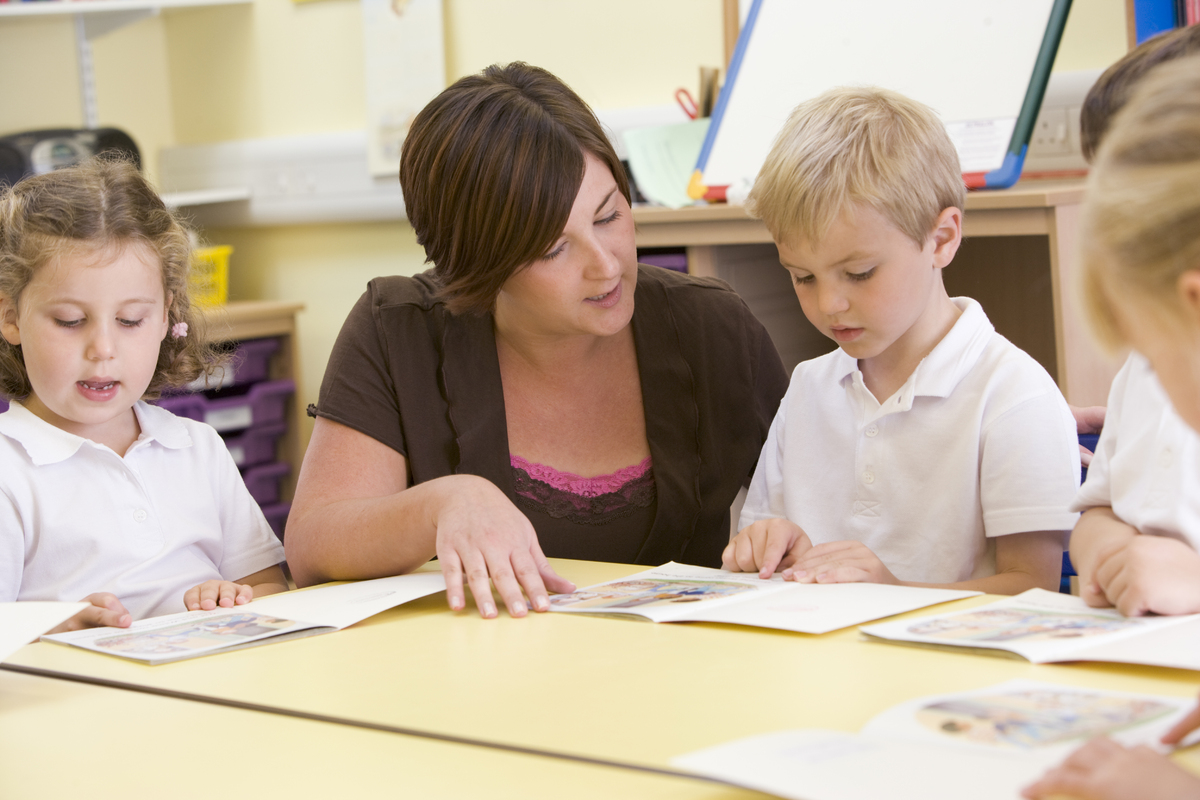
[{"x1": 1031, "y1": 106, "x2": 1072, "y2": 155}]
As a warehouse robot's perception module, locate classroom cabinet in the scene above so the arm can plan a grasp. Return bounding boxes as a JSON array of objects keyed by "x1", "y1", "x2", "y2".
[{"x1": 633, "y1": 179, "x2": 1119, "y2": 407}]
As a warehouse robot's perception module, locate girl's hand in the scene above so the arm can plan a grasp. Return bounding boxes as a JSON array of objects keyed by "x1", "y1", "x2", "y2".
[
  {"x1": 47, "y1": 593, "x2": 132, "y2": 633},
  {"x1": 433, "y1": 475, "x2": 574, "y2": 619},
  {"x1": 184, "y1": 580, "x2": 255, "y2": 611},
  {"x1": 1091, "y1": 536, "x2": 1200, "y2": 616},
  {"x1": 1022, "y1": 737, "x2": 1200, "y2": 800},
  {"x1": 784, "y1": 540, "x2": 899, "y2": 585},
  {"x1": 722, "y1": 519, "x2": 813, "y2": 578}
]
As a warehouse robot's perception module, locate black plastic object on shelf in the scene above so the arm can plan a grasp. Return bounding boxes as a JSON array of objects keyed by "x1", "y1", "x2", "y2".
[{"x1": 0, "y1": 128, "x2": 141, "y2": 187}]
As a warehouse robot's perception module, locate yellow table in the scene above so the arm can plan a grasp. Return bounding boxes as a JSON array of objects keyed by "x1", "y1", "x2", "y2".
[
  {"x1": 7, "y1": 559, "x2": 1200, "y2": 790},
  {"x1": 0, "y1": 669, "x2": 752, "y2": 800}
]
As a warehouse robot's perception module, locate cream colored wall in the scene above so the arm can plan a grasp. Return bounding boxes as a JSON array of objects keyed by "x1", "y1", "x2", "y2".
[{"x1": 0, "y1": 0, "x2": 1132, "y2": 451}]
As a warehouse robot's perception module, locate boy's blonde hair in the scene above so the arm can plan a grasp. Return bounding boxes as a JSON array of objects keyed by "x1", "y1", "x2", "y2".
[
  {"x1": 1080, "y1": 56, "x2": 1200, "y2": 350},
  {"x1": 0, "y1": 156, "x2": 223, "y2": 399},
  {"x1": 747, "y1": 86, "x2": 965, "y2": 249}
]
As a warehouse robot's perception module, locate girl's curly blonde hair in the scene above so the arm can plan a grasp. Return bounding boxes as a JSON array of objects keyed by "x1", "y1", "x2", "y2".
[{"x1": 0, "y1": 155, "x2": 224, "y2": 400}]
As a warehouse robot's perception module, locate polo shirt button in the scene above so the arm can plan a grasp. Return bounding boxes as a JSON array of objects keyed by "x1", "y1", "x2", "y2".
[
  {"x1": 865, "y1": 426, "x2": 878, "y2": 437},
  {"x1": 862, "y1": 471, "x2": 875, "y2": 484},
  {"x1": 133, "y1": 509, "x2": 148, "y2": 523}
]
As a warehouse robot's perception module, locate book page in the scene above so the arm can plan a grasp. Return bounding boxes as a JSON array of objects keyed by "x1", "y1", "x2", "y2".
[
  {"x1": 685, "y1": 582, "x2": 978, "y2": 634},
  {"x1": 672, "y1": 681, "x2": 1189, "y2": 800},
  {"x1": 247, "y1": 572, "x2": 447, "y2": 630},
  {"x1": 43, "y1": 608, "x2": 320, "y2": 664},
  {"x1": 0, "y1": 602, "x2": 88, "y2": 662},
  {"x1": 860, "y1": 589, "x2": 1199, "y2": 663},
  {"x1": 41, "y1": 573, "x2": 448, "y2": 664},
  {"x1": 862, "y1": 680, "x2": 1188, "y2": 759},
  {"x1": 548, "y1": 563, "x2": 789, "y2": 622}
]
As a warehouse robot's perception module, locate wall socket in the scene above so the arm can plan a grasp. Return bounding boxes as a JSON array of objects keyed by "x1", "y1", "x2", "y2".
[{"x1": 1023, "y1": 69, "x2": 1103, "y2": 174}]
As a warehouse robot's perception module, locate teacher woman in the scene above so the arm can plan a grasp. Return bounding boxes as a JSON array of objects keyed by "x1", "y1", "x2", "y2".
[{"x1": 285, "y1": 63, "x2": 789, "y2": 618}]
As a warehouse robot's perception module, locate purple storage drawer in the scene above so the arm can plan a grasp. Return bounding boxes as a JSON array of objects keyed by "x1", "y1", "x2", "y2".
[
  {"x1": 222, "y1": 422, "x2": 286, "y2": 468},
  {"x1": 639, "y1": 253, "x2": 688, "y2": 273},
  {"x1": 261, "y1": 502, "x2": 290, "y2": 542},
  {"x1": 187, "y1": 337, "x2": 281, "y2": 391},
  {"x1": 242, "y1": 461, "x2": 290, "y2": 506},
  {"x1": 156, "y1": 378, "x2": 294, "y2": 433}
]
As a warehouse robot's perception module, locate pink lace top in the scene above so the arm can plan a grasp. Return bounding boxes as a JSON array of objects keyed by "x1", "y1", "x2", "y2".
[{"x1": 510, "y1": 455, "x2": 656, "y2": 526}]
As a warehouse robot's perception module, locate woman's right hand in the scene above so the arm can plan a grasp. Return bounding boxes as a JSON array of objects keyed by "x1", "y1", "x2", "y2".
[{"x1": 432, "y1": 475, "x2": 575, "y2": 618}]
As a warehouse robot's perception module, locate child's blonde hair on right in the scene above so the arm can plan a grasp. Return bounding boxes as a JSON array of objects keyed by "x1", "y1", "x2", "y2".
[
  {"x1": 747, "y1": 86, "x2": 965, "y2": 249},
  {"x1": 0, "y1": 156, "x2": 223, "y2": 399},
  {"x1": 1080, "y1": 56, "x2": 1200, "y2": 350}
]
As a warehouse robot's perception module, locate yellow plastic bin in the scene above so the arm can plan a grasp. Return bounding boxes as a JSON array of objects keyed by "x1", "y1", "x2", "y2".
[{"x1": 190, "y1": 245, "x2": 231, "y2": 306}]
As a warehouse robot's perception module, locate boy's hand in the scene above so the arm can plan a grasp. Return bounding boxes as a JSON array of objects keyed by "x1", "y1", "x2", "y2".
[
  {"x1": 184, "y1": 580, "x2": 255, "y2": 611},
  {"x1": 47, "y1": 593, "x2": 132, "y2": 634},
  {"x1": 1090, "y1": 536, "x2": 1200, "y2": 616},
  {"x1": 784, "y1": 540, "x2": 899, "y2": 585},
  {"x1": 1022, "y1": 737, "x2": 1200, "y2": 800},
  {"x1": 722, "y1": 519, "x2": 813, "y2": 578}
]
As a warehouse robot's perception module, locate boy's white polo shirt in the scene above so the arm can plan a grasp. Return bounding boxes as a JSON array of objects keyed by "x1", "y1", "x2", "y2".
[
  {"x1": 740, "y1": 298, "x2": 1080, "y2": 584},
  {"x1": 1073, "y1": 353, "x2": 1200, "y2": 548},
  {"x1": 0, "y1": 400, "x2": 285, "y2": 619}
]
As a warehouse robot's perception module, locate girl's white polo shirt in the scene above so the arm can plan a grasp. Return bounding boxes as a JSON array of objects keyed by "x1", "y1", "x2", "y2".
[
  {"x1": 1073, "y1": 353, "x2": 1200, "y2": 547},
  {"x1": 740, "y1": 298, "x2": 1080, "y2": 584},
  {"x1": 0, "y1": 400, "x2": 285, "y2": 619}
]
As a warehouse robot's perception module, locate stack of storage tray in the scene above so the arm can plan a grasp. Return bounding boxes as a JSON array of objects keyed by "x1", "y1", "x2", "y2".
[{"x1": 155, "y1": 337, "x2": 293, "y2": 540}]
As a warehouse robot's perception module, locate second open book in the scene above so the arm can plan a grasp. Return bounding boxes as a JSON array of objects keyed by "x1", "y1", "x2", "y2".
[
  {"x1": 547, "y1": 562, "x2": 979, "y2": 633},
  {"x1": 674, "y1": 679, "x2": 1194, "y2": 800},
  {"x1": 861, "y1": 588, "x2": 1200, "y2": 670}
]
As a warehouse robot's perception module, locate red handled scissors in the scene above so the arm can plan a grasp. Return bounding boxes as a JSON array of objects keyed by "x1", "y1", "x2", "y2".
[{"x1": 675, "y1": 88, "x2": 699, "y2": 120}]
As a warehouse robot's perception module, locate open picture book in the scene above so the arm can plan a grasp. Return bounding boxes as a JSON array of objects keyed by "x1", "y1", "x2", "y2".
[
  {"x1": 40, "y1": 572, "x2": 446, "y2": 665},
  {"x1": 548, "y1": 562, "x2": 979, "y2": 634},
  {"x1": 860, "y1": 588, "x2": 1200, "y2": 670},
  {"x1": 673, "y1": 680, "x2": 1194, "y2": 800}
]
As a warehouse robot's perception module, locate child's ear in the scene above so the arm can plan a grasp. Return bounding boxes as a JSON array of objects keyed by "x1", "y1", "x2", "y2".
[
  {"x1": 1176, "y1": 269, "x2": 1200, "y2": 325},
  {"x1": 0, "y1": 293, "x2": 21, "y2": 346},
  {"x1": 930, "y1": 207, "x2": 963, "y2": 269},
  {"x1": 160, "y1": 291, "x2": 173, "y2": 340}
]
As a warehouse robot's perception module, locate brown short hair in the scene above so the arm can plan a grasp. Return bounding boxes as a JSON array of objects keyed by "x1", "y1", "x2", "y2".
[
  {"x1": 400, "y1": 62, "x2": 631, "y2": 315},
  {"x1": 1080, "y1": 56, "x2": 1200, "y2": 350},
  {"x1": 747, "y1": 86, "x2": 965, "y2": 250},
  {"x1": 1081, "y1": 25, "x2": 1200, "y2": 162},
  {"x1": 0, "y1": 156, "x2": 223, "y2": 399}
]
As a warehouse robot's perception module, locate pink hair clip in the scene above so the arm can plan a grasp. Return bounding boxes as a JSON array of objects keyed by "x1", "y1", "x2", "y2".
[{"x1": 171, "y1": 322, "x2": 189, "y2": 339}]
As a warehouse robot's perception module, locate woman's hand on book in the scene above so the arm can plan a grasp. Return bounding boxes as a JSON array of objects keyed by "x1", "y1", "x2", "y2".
[
  {"x1": 46, "y1": 592, "x2": 132, "y2": 634},
  {"x1": 722, "y1": 519, "x2": 814, "y2": 578},
  {"x1": 432, "y1": 474, "x2": 574, "y2": 619}
]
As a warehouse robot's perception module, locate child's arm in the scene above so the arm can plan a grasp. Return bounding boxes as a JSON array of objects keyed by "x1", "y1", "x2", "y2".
[
  {"x1": 46, "y1": 592, "x2": 132, "y2": 634},
  {"x1": 721, "y1": 519, "x2": 814, "y2": 578},
  {"x1": 183, "y1": 565, "x2": 289, "y2": 612},
  {"x1": 1070, "y1": 507, "x2": 1138, "y2": 606},
  {"x1": 783, "y1": 529, "x2": 1065, "y2": 594},
  {"x1": 1021, "y1": 737, "x2": 1200, "y2": 800}
]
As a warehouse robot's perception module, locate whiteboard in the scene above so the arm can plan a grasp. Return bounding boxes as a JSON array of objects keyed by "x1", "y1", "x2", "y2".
[{"x1": 699, "y1": 0, "x2": 1070, "y2": 191}]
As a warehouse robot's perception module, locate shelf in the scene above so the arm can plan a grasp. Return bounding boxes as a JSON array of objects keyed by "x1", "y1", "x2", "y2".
[
  {"x1": 162, "y1": 186, "x2": 251, "y2": 210},
  {"x1": 0, "y1": 0, "x2": 248, "y2": 18}
]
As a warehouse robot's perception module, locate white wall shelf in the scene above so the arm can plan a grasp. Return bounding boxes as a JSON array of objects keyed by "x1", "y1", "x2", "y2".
[{"x1": 0, "y1": 0, "x2": 247, "y2": 19}]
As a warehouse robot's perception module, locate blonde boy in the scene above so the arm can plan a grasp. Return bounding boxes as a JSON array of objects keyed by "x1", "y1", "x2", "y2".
[{"x1": 723, "y1": 87, "x2": 1080, "y2": 593}]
